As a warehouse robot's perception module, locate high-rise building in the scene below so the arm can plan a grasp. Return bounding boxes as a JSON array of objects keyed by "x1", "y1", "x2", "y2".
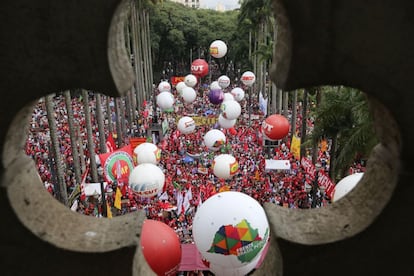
[{"x1": 170, "y1": 0, "x2": 200, "y2": 9}]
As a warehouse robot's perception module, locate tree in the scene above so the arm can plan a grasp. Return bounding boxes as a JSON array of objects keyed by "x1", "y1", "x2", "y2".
[{"x1": 310, "y1": 86, "x2": 377, "y2": 180}]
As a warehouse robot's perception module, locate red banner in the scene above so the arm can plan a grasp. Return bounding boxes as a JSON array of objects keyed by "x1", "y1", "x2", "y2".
[
  {"x1": 301, "y1": 157, "x2": 316, "y2": 179},
  {"x1": 130, "y1": 137, "x2": 147, "y2": 151},
  {"x1": 318, "y1": 170, "x2": 335, "y2": 198},
  {"x1": 171, "y1": 76, "x2": 185, "y2": 86}
]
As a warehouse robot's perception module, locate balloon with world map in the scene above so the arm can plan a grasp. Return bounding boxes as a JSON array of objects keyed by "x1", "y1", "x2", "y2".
[{"x1": 192, "y1": 191, "x2": 270, "y2": 269}]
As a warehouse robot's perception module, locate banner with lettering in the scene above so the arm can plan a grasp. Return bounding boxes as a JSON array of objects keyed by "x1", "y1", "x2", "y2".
[
  {"x1": 176, "y1": 116, "x2": 218, "y2": 126},
  {"x1": 98, "y1": 145, "x2": 134, "y2": 184},
  {"x1": 317, "y1": 170, "x2": 335, "y2": 198},
  {"x1": 301, "y1": 157, "x2": 316, "y2": 179}
]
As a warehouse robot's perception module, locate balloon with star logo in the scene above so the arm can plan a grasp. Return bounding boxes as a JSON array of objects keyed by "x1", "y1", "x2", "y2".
[{"x1": 193, "y1": 191, "x2": 270, "y2": 269}]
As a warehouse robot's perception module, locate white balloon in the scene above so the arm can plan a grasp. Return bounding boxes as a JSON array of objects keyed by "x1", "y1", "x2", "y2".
[
  {"x1": 333, "y1": 173, "x2": 364, "y2": 202},
  {"x1": 223, "y1": 93, "x2": 235, "y2": 102},
  {"x1": 184, "y1": 74, "x2": 198, "y2": 87},
  {"x1": 181, "y1": 86, "x2": 197, "y2": 103},
  {"x1": 241, "y1": 71, "x2": 256, "y2": 87},
  {"x1": 204, "y1": 129, "x2": 226, "y2": 151},
  {"x1": 158, "y1": 81, "x2": 171, "y2": 92},
  {"x1": 221, "y1": 100, "x2": 241, "y2": 120},
  {"x1": 212, "y1": 154, "x2": 238, "y2": 179},
  {"x1": 231, "y1": 87, "x2": 245, "y2": 102},
  {"x1": 133, "y1": 142, "x2": 161, "y2": 165},
  {"x1": 218, "y1": 114, "x2": 236, "y2": 129},
  {"x1": 177, "y1": 116, "x2": 196, "y2": 134},
  {"x1": 193, "y1": 191, "x2": 270, "y2": 269},
  {"x1": 176, "y1": 81, "x2": 187, "y2": 95},
  {"x1": 129, "y1": 163, "x2": 165, "y2": 197},
  {"x1": 218, "y1": 75, "x2": 231, "y2": 89},
  {"x1": 210, "y1": 81, "x2": 221, "y2": 90},
  {"x1": 156, "y1": 91, "x2": 175, "y2": 111},
  {"x1": 210, "y1": 40, "x2": 228, "y2": 58},
  {"x1": 209, "y1": 254, "x2": 261, "y2": 276}
]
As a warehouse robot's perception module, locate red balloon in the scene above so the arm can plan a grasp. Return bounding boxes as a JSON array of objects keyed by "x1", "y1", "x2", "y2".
[
  {"x1": 262, "y1": 114, "x2": 290, "y2": 140},
  {"x1": 141, "y1": 220, "x2": 182, "y2": 276},
  {"x1": 191, "y1": 59, "x2": 209, "y2": 77}
]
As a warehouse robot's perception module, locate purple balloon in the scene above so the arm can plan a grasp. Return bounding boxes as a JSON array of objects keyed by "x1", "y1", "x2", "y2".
[{"x1": 209, "y1": 89, "x2": 224, "y2": 105}]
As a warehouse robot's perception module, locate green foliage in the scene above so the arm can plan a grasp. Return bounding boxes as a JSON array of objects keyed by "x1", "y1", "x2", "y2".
[
  {"x1": 311, "y1": 86, "x2": 377, "y2": 178},
  {"x1": 149, "y1": 1, "x2": 251, "y2": 78}
]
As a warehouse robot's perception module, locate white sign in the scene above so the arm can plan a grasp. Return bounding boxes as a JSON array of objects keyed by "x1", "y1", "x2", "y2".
[
  {"x1": 84, "y1": 182, "x2": 108, "y2": 196},
  {"x1": 265, "y1": 159, "x2": 291, "y2": 170}
]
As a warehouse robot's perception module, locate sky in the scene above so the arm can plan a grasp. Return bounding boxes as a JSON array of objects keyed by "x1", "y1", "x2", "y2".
[{"x1": 201, "y1": 0, "x2": 240, "y2": 10}]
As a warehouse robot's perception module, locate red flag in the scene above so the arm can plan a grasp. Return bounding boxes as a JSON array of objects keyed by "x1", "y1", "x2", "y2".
[{"x1": 106, "y1": 132, "x2": 117, "y2": 153}]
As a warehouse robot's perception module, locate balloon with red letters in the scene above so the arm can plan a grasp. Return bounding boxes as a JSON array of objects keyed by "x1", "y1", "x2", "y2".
[
  {"x1": 218, "y1": 75, "x2": 231, "y2": 89},
  {"x1": 241, "y1": 71, "x2": 256, "y2": 87},
  {"x1": 261, "y1": 114, "x2": 290, "y2": 140},
  {"x1": 177, "y1": 116, "x2": 196, "y2": 135},
  {"x1": 191, "y1": 59, "x2": 209, "y2": 77},
  {"x1": 141, "y1": 219, "x2": 182, "y2": 276},
  {"x1": 209, "y1": 40, "x2": 228, "y2": 58}
]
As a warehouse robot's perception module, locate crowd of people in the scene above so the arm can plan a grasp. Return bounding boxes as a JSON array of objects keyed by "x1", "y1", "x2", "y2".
[{"x1": 25, "y1": 81, "x2": 366, "y2": 246}]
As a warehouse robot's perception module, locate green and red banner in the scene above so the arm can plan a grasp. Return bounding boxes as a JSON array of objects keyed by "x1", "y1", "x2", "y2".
[{"x1": 99, "y1": 145, "x2": 134, "y2": 184}]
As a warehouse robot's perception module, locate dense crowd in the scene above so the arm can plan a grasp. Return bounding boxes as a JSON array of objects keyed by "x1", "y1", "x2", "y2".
[{"x1": 25, "y1": 83, "x2": 366, "y2": 245}]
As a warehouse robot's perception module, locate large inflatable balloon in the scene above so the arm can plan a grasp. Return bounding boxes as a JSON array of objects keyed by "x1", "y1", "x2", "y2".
[
  {"x1": 156, "y1": 91, "x2": 175, "y2": 111},
  {"x1": 181, "y1": 86, "x2": 197, "y2": 103},
  {"x1": 241, "y1": 71, "x2": 256, "y2": 87},
  {"x1": 218, "y1": 114, "x2": 236, "y2": 129},
  {"x1": 210, "y1": 40, "x2": 228, "y2": 58},
  {"x1": 177, "y1": 116, "x2": 196, "y2": 135},
  {"x1": 158, "y1": 81, "x2": 171, "y2": 92},
  {"x1": 191, "y1": 59, "x2": 209, "y2": 77},
  {"x1": 209, "y1": 254, "x2": 262, "y2": 276},
  {"x1": 333, "y1": 173, "x2": 364, "y2": 202},
  {"x1": 231, "y1": 87, "x2": 245, "y2": 102},
  {"x1": 141, "y1": 219, "x2": 182, "y2": 276},
  {"x1": 212, "y1": 154, "x2": 239, "y2": 179},
  {"x1": 193, "y1": 191, "x2": 269, "y2": 269},
  {"x1": 129, "y1": 163, "x2": 165, "y2": 197},
  {"x1": 184, "y1": 74, "x2": 198, "y2": 88},
  {"x1": 176, "y1": 81, "x2": 187, "y2": 95},
  {"x1": 221, "y1": 100, "x2": 241, "y2": 120},
  {"x1": 261, "y1": 114, "x2": 290, "y2": 140},
  {"x1": 134, "y1": 142, "x2": 161, "y2": 165},
  {"x1": 208, "y1": 89, "x2": 224, "y2": 105},
  {"x1": 223, "y1": 92, "x2": 235, "y2": 102},
  {"x1": 210, "y1": 81, "x2": 221, "y2": 90},
  {"x1": 218, "y1": 75, "x2": 231, "y2": 89},
  {"x1": 204, "y1": 129, "x2": 226, "y2": 151}
]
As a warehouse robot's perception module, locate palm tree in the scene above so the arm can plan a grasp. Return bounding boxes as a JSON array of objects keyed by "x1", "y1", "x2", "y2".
[
  {"x1": 45, "y1": 94, "x2": 68, "y2": 206},
  {"x1": 310, "y1": 86, "x2": 377, "y2": 180}
]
